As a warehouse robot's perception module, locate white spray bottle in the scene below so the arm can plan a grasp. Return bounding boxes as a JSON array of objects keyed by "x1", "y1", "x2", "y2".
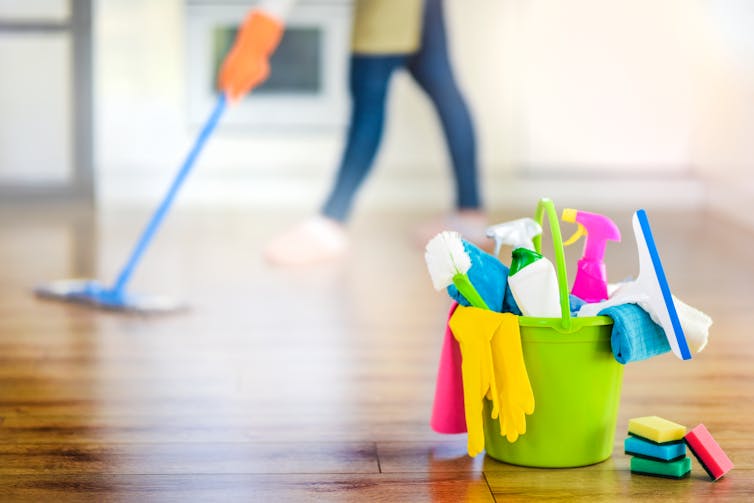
[{"x1": 486, "y1": 218, "x2": 561, "y2": 318}]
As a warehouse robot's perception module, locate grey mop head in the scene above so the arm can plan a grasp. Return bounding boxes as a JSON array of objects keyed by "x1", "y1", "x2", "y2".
[{"x1": 34, "y1": 279, "x2": 187, "y2": 314}]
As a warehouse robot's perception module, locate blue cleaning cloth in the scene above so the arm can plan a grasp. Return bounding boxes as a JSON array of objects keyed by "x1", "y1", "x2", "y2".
[
  {"x1": 598, "y1": 303, "x2": 671, "y2": 364},
  {"x1": 625, "y1": 435, "x2": 686, "y2": 461},
  {"x1": 570, "y1": 295, "x2": 586, "y2": 315},
  {"x1": 447, "y1": 241, "x2": 521, "y2": 314}
]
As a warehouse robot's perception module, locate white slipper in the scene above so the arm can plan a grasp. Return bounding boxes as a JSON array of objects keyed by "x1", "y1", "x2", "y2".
[{"x1": 263, "y1": 216, "x2": 349, "y2": 266}]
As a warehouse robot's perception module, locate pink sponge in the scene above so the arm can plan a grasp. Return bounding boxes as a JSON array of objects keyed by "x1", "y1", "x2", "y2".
[{"x1": 684, "y1": 424, "x2": 734, "y2": 481}]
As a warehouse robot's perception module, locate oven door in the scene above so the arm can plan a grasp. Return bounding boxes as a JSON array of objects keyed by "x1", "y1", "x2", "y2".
[{"x1": 186, "y1": 1, "x2": 351, "y2": 130}]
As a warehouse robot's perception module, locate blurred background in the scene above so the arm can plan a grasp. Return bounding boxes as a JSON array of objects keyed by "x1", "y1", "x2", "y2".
[
  {"x1": 1, "y1": 0, "x2": 753, "y2": 227},
  {"x1": 3, "y1": 3, "x2": 754, "y2": 499}
]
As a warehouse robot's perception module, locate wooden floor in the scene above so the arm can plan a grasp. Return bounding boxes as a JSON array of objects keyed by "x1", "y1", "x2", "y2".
[{"x1": 0, "y1": 204, "x2": 752, "y2": 501}]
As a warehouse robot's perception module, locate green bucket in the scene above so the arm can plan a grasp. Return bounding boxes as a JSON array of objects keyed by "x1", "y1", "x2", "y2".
[{"x1": 482, "y1": 198, "x2": 623, "y2": 468}]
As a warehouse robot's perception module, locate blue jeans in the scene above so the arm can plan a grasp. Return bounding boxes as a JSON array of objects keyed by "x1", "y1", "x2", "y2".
[{"x1": 321, "y1": 0, "x2": 480, "y2": 222}]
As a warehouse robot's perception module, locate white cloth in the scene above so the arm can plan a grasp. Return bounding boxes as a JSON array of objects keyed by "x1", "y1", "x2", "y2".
[{"x1": 637, "y1": 295, "x2": 712, "y2": 354}]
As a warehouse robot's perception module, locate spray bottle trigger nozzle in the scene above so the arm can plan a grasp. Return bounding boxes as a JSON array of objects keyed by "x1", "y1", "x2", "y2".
[
  {"x1": 563, "y1": 224, "x2": 586, "y2": 247},
  {"x1": 561, "y1": 208, "x2": 577, "y2": 223}
]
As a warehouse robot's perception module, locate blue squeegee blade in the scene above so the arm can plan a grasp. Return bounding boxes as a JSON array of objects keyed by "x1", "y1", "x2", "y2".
[{"x1": 636, "y1": 209, "x2": 692, "y2": 360}]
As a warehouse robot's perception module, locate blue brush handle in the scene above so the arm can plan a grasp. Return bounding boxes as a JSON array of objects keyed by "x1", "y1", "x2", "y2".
[{"x1": 110, "y1": 94, "x2": 227, "y2": 295}]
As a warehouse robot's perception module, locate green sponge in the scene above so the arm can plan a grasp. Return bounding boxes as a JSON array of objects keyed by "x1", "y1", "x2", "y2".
[
  {"x1": 628, "y1": 416, "x2": 686, "y2": 443},
  {"x1": 631, "y1": 456, "x2": 691, "y2": 479}
]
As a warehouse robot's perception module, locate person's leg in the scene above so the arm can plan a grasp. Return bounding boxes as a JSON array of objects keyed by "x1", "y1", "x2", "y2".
[
  {"x1": 263, "y1": 54, "x2": 405, "y2": 266},
  {"x1": 409, "y1": 0, "x2": 481, "y2": 212},
  {"x1": 321, "y1": 55, "x2": 405, "y2": 222},
  {"x1": 408, "y1": 0, "x2": 487, "y2": 246}
]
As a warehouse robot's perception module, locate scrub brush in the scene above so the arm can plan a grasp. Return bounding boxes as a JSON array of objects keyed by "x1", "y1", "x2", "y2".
[{"x1": 425, "y1": 231, "x2": 490, "y2": 310}]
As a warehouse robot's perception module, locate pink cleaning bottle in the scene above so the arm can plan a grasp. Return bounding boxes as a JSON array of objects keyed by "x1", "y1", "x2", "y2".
[{"x1": 561, "y1": 209, "x2": 621, "y2": 303}]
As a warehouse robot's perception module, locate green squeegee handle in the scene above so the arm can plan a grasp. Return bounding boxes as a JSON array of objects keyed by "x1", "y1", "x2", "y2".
[{"x1": 110, "y1": 94, "x2": 227, "y2": 295}]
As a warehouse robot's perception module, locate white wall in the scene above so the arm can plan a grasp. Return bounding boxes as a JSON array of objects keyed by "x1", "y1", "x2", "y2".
[
  {"x1": 515, "y1": 0, "x2": 696, "y2": 172},
  {"x1": 689, "y1": 0, "x2": 754, "y2": 230},
  {"x1": 94, "y1": 0, "x2": 710, "y2": 211}
]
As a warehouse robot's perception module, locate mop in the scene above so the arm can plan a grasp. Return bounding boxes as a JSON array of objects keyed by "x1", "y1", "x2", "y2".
[
  {"x1": 34, "y1": 94, "x2": 227, "y2": 313},
  {"x1": 578, "y1": 209, "x2": 692, "y2": 360}
]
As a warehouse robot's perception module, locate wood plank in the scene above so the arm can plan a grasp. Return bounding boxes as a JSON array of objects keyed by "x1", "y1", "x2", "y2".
[
  {"x1": 377, "y1": 440, "x2": 483, "y2": 473},
  {"x1": 485, "y1": 463, "x2": 752, "y2": 501},
  {"x1": 0, "y1": 442, "x2": 379, "y2": 475},
  {"x1": 0, "y1": 415, "x2": 446, "y2": 444},
  {"x1": 0, "y1": 473, "x2": 495, "y2": 502}
]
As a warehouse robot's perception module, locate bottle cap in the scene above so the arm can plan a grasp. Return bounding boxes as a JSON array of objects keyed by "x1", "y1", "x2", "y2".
[{"x1": 510, "y1": 248, "x2": 543, "y2": 275}]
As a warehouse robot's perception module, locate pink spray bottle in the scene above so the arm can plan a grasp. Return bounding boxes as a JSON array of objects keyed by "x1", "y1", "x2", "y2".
[{"x1": 561, "y1": 209, "x2": 621, "y2": 303}]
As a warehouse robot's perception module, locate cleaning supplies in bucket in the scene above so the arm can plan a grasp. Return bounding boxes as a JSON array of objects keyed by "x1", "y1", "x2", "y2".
[
  {"x1": 486, "y1": 218, "x2": 542, "y2": 257},
  {"x1": 449, "y1": 306, "x2": 534, "y2": 455},
  {"x1": 424, "y1": 230, "x2": 533, "y2": 456},
  {"x1": 430, "y1": 302, "x2": 466, "y2": 434},
  {"x1": 425, "y1": 198, "x2": 713, "y2": 467},
  {"x1": 425, "y1": 199, "x2": 625, "y2": 466},
  {"x1": 597, "y1": 297, "x2": 712, "y2": 364},
  {"x1": 425, "y1": 231, "x2": 489, "y2": 310},
  {"x1": 598, "y1": 303, "x2": 671, "y2": 364},
  {"x1": 561, "y1": 208, "x2": 621, "y2": 303},
  {"x1": 508, "y1": 248, "x2": 561, "y2": 318},
  {"x1": 578, "y1": 210, "x2": 693, "y2": 360},
  {"x1": 483, "y1": 199, "x2": 622, "y2": 467},
  {"x1": 445, "y1": 306, "x2": 500, "y2": 457},
  {"x1": 446, "y1": 239, "x2": 518, "y2": 313},
  {"x1": 486, "y1": 218, "x2": 560, "y2": 318},
  {"x1": 635, "y1": 295, "x2": 712, "y2": 354}
]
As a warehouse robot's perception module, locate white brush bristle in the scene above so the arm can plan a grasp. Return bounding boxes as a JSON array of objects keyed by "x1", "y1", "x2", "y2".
[{"x1": 425, "y1": 231, "x2": 471, "y2": 290}]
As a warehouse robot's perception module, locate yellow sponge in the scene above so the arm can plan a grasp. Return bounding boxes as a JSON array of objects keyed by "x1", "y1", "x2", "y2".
[{"x1": 628, "y1": 416, "x2": 686, "y2": 443}]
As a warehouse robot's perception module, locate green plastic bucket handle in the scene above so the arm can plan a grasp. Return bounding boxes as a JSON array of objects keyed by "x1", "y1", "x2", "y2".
[{"x1": 532, "y1": 198, "x2": 572, "y2": 331}]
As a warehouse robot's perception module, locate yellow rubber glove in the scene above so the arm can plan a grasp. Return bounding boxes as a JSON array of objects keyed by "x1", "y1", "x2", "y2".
[
  {"x1": 490, "y1": 314, "x2": 535, "y2": 443},
  {"x1": 449, "y1": 306, "x2": 503, "y2": 457},
  {"x1": 450, "y1": 307, "x2": 536, "y2": 454}
]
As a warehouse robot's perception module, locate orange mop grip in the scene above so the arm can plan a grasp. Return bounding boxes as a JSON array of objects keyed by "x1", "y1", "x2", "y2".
[{"x1": 218, "y1": 10, "x2": 284, "y2": 101}]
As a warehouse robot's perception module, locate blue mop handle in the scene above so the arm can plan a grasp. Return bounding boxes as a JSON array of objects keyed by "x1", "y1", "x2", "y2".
[{"x1": 110, "y1": 94, "x2": 228, "y2": 294}]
